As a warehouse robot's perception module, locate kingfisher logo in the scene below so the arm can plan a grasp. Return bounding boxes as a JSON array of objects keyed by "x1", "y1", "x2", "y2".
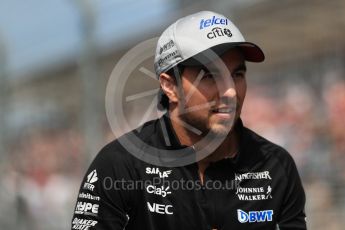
[
  {"x1": 235, "y1": 171, "x2": 272, "y2": 182},
  {"x1": 237, "y1": 209, "x2": 273, "y2": 223}
]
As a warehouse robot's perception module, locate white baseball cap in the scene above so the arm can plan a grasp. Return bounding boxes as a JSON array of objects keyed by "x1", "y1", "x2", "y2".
[{"x1": 154, "y1": 11, "x2": 265, "y2": 76}]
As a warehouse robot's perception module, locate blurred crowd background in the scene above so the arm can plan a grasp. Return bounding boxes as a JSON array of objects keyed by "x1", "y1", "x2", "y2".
[{"x1": 0, "y1": 0, "x2": 344, "y2": 229}]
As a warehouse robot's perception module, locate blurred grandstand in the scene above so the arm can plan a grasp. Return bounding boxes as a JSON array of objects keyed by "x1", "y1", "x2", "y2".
[{"x1": 0, "y1": 0, "x2": 344, "y2": 229}]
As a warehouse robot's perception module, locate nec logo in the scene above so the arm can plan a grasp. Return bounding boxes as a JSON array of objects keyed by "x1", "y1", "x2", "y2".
[
  {"x1": 147, "y1": 202, "x2": 173, "y2": 215},
  {"x1": 237, "y1": 209, "x2": 273, "y2": 223}
]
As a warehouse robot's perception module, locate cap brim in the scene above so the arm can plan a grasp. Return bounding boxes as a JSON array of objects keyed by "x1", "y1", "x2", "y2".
[
  {"x1": 211, "y1": 42, "x2": 265, "y2": 63},
  {"x1": 236, "y1": 42, "x2": 265, "y2": 62},
  {"x1": 181, "y1": 42, "x2": 265, "y2": 67}
]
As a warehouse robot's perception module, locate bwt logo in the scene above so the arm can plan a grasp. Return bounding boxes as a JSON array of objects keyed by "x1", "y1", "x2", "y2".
[
  {"x1": 237, "y1": 209, "x2": 273, "y2": 223},
  {"x1": 200, "y1": 16, "x2": 228, "y2": 29}
]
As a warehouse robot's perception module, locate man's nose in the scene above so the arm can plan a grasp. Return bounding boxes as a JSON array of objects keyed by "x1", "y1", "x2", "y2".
[
  {"x1": 217, "y1": 78, "x2": 236, "y2": 99},
  {"x1": 222, "y1": 87, "x2": 236, "y2": 99}
]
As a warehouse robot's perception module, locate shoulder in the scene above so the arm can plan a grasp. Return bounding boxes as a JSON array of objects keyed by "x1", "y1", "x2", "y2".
[
  {"x1": 92, "y1": 118, "x2": 160, "y2": 167},
  {"x1": 95, "y1": 138, "x2": 132, "y2": 164},
  {"x1": 242, "y1": 126, "x2": 297, "y2": 172}
]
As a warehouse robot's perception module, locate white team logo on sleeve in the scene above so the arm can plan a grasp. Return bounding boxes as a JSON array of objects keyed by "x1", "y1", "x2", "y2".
[
  {"x1": 83, "y1": 169, "x2": 98, "y2": 191},
  {"x1": 87, "y1": 170, "x2": 98, "y2": 183}
]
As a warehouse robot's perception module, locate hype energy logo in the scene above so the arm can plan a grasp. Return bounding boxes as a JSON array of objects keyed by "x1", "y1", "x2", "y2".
[
  {"x1": 237, "y1": 209, "x2": 273, "y2": 223},
  {"x1": 200, "y1": 16, "x2": 228, "y2": 29}
]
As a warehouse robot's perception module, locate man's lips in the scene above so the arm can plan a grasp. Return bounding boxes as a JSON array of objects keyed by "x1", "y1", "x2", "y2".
[{"x1": 211, "y1": 106, "x2": 236, "y2": 113}]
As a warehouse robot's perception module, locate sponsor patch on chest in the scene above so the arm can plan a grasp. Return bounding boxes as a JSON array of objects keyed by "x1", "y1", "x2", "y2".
[
  {"x1": 146, "y1": 167, "x2": 172, "y2": 178},
  {"x1": 237, "y1": 209, "x2": 273, "y2": 223}
]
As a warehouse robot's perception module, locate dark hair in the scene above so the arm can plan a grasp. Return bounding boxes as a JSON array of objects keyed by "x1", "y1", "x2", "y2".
[{"x1": 157, "y1": 65, "x2": 185, "y2": 110}]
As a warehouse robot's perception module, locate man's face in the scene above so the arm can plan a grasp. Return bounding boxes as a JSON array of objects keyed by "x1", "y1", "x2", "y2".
[{"x1": 177, "y1": 48, "x2": 247, "y2": 137}]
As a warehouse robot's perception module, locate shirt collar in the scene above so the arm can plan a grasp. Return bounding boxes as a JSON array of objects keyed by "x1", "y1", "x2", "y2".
[
  {"x1": 155, "y1": 114, "x2": 262, "y2": 171},
  {"x1": 154, "y1": 113, "x2": 186, "y2": 149},
  {"x1": 230, "y1": 118, "x2": 264, "y2": 172}
]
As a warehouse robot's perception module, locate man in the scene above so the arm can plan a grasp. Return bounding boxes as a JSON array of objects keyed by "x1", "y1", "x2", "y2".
[{"x1": 71, "y1": 11, "x2": 306, "y2": 230}]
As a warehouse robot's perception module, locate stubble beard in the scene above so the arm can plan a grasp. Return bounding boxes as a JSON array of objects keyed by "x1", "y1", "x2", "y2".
[{"x1": 179, "y1": 111, "x2": 233, "y2": 140}]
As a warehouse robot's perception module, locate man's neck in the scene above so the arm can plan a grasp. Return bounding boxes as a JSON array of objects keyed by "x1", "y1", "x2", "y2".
[
  {"x1": 168, "y1": 109, "x2": 239, "y2": 184},
  {"x1": 169, "y1": 109, "x2": 201, "y2": 146},
  {"x1": 200, "y1": 130, "x2": 239, "y2": 163},
  {"x1": 168, "y1": 109, "x2": 239, "y2": 162},
  {"x1": 198, "y1": 132, "x2": 238, "y2": 184}
]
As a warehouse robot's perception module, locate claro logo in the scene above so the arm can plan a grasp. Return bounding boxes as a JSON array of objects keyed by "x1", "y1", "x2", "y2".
[
  {"x1": 146, "y1": 185, "x2": 171, "y2": 197},
  {"x1": 237, "y1": 209, "x2": 273, "y2": 223}
]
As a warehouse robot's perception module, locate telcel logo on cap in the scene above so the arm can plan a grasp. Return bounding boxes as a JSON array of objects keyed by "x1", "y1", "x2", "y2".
[{"x1": 200, "y1": 16, "x2": 228, "y2": 30}]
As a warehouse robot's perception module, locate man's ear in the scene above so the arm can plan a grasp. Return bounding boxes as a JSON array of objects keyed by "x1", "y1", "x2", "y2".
[{"x1": 159, "y1": 73, "x2": 178, "y2": 103}]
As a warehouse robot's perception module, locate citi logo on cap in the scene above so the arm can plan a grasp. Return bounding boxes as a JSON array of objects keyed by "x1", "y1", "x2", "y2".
[
  {"x1": 199, "y1": 16, "x2": 228, "y2": 30},
  {"x1": 207, "y1": 27, "x2": 232, "y2": 39}
]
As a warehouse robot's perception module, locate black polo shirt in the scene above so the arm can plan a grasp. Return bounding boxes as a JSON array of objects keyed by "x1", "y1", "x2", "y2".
[{"x1": 71, "y1": 115, "x2": 306, "y2": 230}]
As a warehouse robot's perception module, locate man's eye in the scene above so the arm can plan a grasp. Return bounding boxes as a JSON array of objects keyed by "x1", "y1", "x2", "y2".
[
  {"x1": 232, "y1": 71, "x2": 245, "y2": 79},
  {"x1": 202, "y1": 73, "x2": 214, "y2": 79}
]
